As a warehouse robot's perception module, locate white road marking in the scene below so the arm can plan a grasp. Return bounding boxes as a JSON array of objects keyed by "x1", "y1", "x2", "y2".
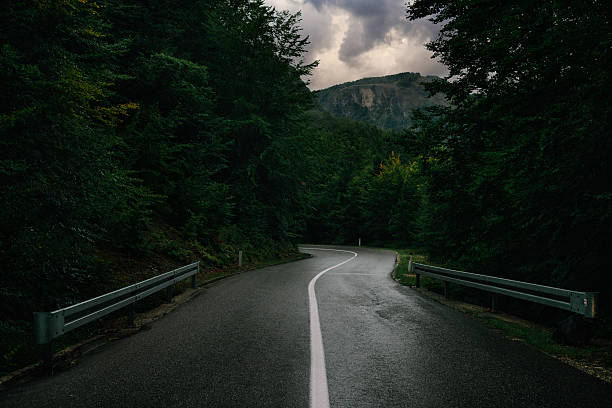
[
  {"x1": 329, "y1": 273, "x2": 374, "y2": 276},
  {"x1": 301, "y1": 247, "x2": 358, "y2": 408}
]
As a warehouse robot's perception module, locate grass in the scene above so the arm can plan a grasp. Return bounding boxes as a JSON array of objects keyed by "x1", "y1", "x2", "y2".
[
  {"x1": 479, "y1": 315, "x2": 612, "y2": 381},
  {"x1": 393, "y1": 249, "x2": 448, "y2": 294},
  {"x1": 391, "y1": 249, "x2": 612, "y2": 382}
]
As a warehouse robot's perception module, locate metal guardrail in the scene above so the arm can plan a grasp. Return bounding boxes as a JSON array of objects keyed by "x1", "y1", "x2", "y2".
[
  {"x1": 34, "y1": 262, "x2": 200, "y2": 350},
  {"x1": 409, "y1": 258, "x2": 597, "y2": 318}
]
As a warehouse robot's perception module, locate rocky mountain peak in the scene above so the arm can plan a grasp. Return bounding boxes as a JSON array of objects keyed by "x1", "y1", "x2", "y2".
[{"x1": 314, "y1": 72, "x2": 447, "y2": 130}]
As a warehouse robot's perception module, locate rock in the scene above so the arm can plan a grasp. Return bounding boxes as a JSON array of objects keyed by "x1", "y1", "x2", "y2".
[
  {"x1": 552, "y1": 314, "x2": 594, "y2": 346},
  {"x1": 315, "y1": 72, "x2": 448, "y2": 130}
]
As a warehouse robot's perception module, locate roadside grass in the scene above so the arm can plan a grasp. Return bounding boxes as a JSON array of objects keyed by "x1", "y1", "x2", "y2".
[
  {"x1": 249, "y1": 252, "x2": 311, "y2": 269},
  {"x1": 478, "y1": 315, "x2": 612, "y2": 381},
  {"x1": 393, "y1": 249, "x2": 446, "y2": 294},
  {"x1": 392, "y1": 250, "x2": 612, "y2": 382}
]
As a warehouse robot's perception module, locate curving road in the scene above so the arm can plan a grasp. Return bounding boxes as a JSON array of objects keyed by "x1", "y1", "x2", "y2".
[{"x1": 1, "y1": 246, "x2": 611, "y2": 407}]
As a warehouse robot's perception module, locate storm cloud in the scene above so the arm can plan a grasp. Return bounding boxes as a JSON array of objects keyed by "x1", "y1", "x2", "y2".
[{"x1": 266, "y1": 0, "x2": 447, "y2": 89}]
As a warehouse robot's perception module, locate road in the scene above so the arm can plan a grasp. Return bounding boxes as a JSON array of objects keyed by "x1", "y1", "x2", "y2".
[{"x1": 1, "y1": 246, "x2": 611, "y2": 407}]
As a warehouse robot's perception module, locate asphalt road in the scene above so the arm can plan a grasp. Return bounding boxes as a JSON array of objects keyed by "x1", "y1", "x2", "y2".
[{"x1": 1, "y1": 246, "x2": 611, "y2": 407}]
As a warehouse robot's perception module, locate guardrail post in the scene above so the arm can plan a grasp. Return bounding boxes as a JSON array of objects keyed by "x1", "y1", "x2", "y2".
[
  {"x1": 570, "y1": 291, "x2": 599, "y2": 318},
  {"x1": 34, "y1": 312, "x2": 53, "y2": 345},
  {"x1": 33, "y1": 312, "x2": 55, "y2": 372},
  {"x1": 444, "y1": 281, "x2": 449, "y2": 299},
  {"x1": 166, "y1": 286, "x2": 173, "y2": 303},
  {"x1": 127, "y1": 303, "x2": 136, "y2": 327},
  {"x1": 43, "y1": 341, "x2": 54, "y2": 374},
  {"x1": 409, "y1": 253, "x2": 421, "y2": 288},
  {"x1": 491, "y1": 294, "x2": 497, "y2": 313},
  {"x1": 191, "y1": 261, "x2": 199, "y2": 289},
  {"x1": 239, "y1": 250, "x2": 243, "y2": 267},
  {"x1": 583, "y1": 292, "x2": 598, "y2": 318}
]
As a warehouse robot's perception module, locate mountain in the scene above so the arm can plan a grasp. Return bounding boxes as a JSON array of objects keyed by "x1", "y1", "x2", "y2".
[{"x1": 314, "y1": 72, "x2": 447, "y2": 130}]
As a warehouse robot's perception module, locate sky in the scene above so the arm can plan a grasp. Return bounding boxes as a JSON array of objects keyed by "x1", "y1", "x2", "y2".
[{"x1": 265, "y1": 0, "x2": 448, "y2": 90}]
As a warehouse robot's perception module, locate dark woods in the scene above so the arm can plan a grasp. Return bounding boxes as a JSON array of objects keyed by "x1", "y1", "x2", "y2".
[
  {"x1": 405, "y1": 0, "x2": 611, "y2": 296},
  {"x1": 1, "y1": 0, "x2": 610, "y2": 372},
  {"x1": 1, "y1": 0, "x2": 316, "y2": 368}
]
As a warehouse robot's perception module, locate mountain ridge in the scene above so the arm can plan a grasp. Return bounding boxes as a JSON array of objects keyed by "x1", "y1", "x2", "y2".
[{"x1": 314, "y1": 72, "x2": 447, "y2": 130}]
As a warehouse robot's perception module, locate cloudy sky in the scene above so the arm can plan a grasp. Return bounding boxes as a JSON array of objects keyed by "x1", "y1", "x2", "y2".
[{"x1": 265, "y1": 0, "x2": 448, "y2": 90}]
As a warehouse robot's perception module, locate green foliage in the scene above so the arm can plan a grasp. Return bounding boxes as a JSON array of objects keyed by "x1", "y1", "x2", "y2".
[
  {"x1": 0, "y1": 319, "x2": 32, "y2": 375},
  {"x1": 299, "y1": 110, "x2": 421, "y2": 246},
  {"x1": 1, "y1": 0, "x2": 142, "y2": 315},
  {"x1": 1, "y1": 0, "x2": 316, "y2": 372},
  {"x1": 404, "y1": 0, "x2": 611, "y2": 312}
]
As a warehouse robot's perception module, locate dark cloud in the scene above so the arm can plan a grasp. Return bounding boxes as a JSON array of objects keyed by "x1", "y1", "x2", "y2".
[
  {"x1": 305, "y1": 0, "x2": 439, "y2": 64},
  {"x1": 266, "y1": 0, "x2": 447, "y2": 89}
]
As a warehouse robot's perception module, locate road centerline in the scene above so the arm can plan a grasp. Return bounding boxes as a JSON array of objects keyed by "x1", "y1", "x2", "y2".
[
  {"x1": 301, "y1": 247, "x2": 358, "y2": 408},
  {"x1": 328, "y1": 272, "x2": 374, "y2": 275}
]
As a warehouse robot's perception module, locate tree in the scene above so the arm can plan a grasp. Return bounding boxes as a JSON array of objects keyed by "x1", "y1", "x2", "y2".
[
  {"x1": 1, "y1": 0, "x2": 320, "y2": 372},
  {"x1": 0, "y1": 0, "x2": 146, "y2": 315},
  {"x1": 407, "y1": 1, "x2": 611, "y2": 301}
]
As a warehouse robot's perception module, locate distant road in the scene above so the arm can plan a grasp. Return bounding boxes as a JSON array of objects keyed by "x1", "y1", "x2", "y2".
[{"x1": 1, "y1": 246, "x2": 611, "y2": 407}]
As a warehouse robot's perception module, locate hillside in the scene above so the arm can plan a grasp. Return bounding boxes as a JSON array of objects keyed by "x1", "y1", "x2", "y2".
[{"x1": 314, "y1": 72, "x2": 447, "y2": 130}]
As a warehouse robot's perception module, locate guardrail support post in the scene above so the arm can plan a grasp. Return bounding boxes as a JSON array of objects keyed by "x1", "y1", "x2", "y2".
[
  {"x1": 410, "y1": 254, "x2": 421, "y2": 288},
  {"x1": 127, "y1": 303, "x2": 135, "y2": 327},
  {"x1": 192, "y1": 262, "x2": 199, "y2": 289},
  {"x1": 444, "y1": 281, "x2": 449, "y2": 299},
  {"x1": 583, "y1": 292, "x2": 597, "y2": 318},
  {"x1": 239, "y1": 250, "x2": 243, "y2": 267},
  {"x1": 34, "y1": 311, "x2": 61, "y2": 374},
  {"x1": 166, "y1": 286, "x2": 173, "y2": 303},
  {"x1": 491, "y1": 295, "x2": 497, "y2": 313},
  {"x1": 43, "y1": 341, "x2": 54, "y2": 374}
]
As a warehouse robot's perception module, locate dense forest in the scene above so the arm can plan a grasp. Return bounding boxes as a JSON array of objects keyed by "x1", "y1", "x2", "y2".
[
  {"x1": 409, "y1": 0, "x2": 611, "y2": 297},
  {"x1": 1, "y1": 0, "x2": 318, "y2": 370},
  {"x1": 1, "y1": 0, "x2": 610, "y2": 372}
]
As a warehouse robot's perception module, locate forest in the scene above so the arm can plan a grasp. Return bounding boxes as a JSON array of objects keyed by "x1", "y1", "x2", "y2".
[{"x1": 1, "y1": 0, "x2": 610, "y2": 373}]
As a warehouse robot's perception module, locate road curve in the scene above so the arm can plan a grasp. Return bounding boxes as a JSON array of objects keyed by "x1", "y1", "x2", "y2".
[{"x1": 1, "y1": 246, "x2": 611, "y2": 407}]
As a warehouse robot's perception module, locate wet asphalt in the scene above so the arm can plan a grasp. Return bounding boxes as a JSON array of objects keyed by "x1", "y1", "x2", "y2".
[{"x1": 1, "y1": 246, "x2": 611, "y2": 407}]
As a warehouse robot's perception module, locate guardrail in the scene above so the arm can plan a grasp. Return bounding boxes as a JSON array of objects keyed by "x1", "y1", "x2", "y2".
[
  {"x1": 408, "y1": 258, "x2": 597, "y2": 318},
  {"x1": 34, "y1": 261, "x2": 200, "y2": 366}
]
